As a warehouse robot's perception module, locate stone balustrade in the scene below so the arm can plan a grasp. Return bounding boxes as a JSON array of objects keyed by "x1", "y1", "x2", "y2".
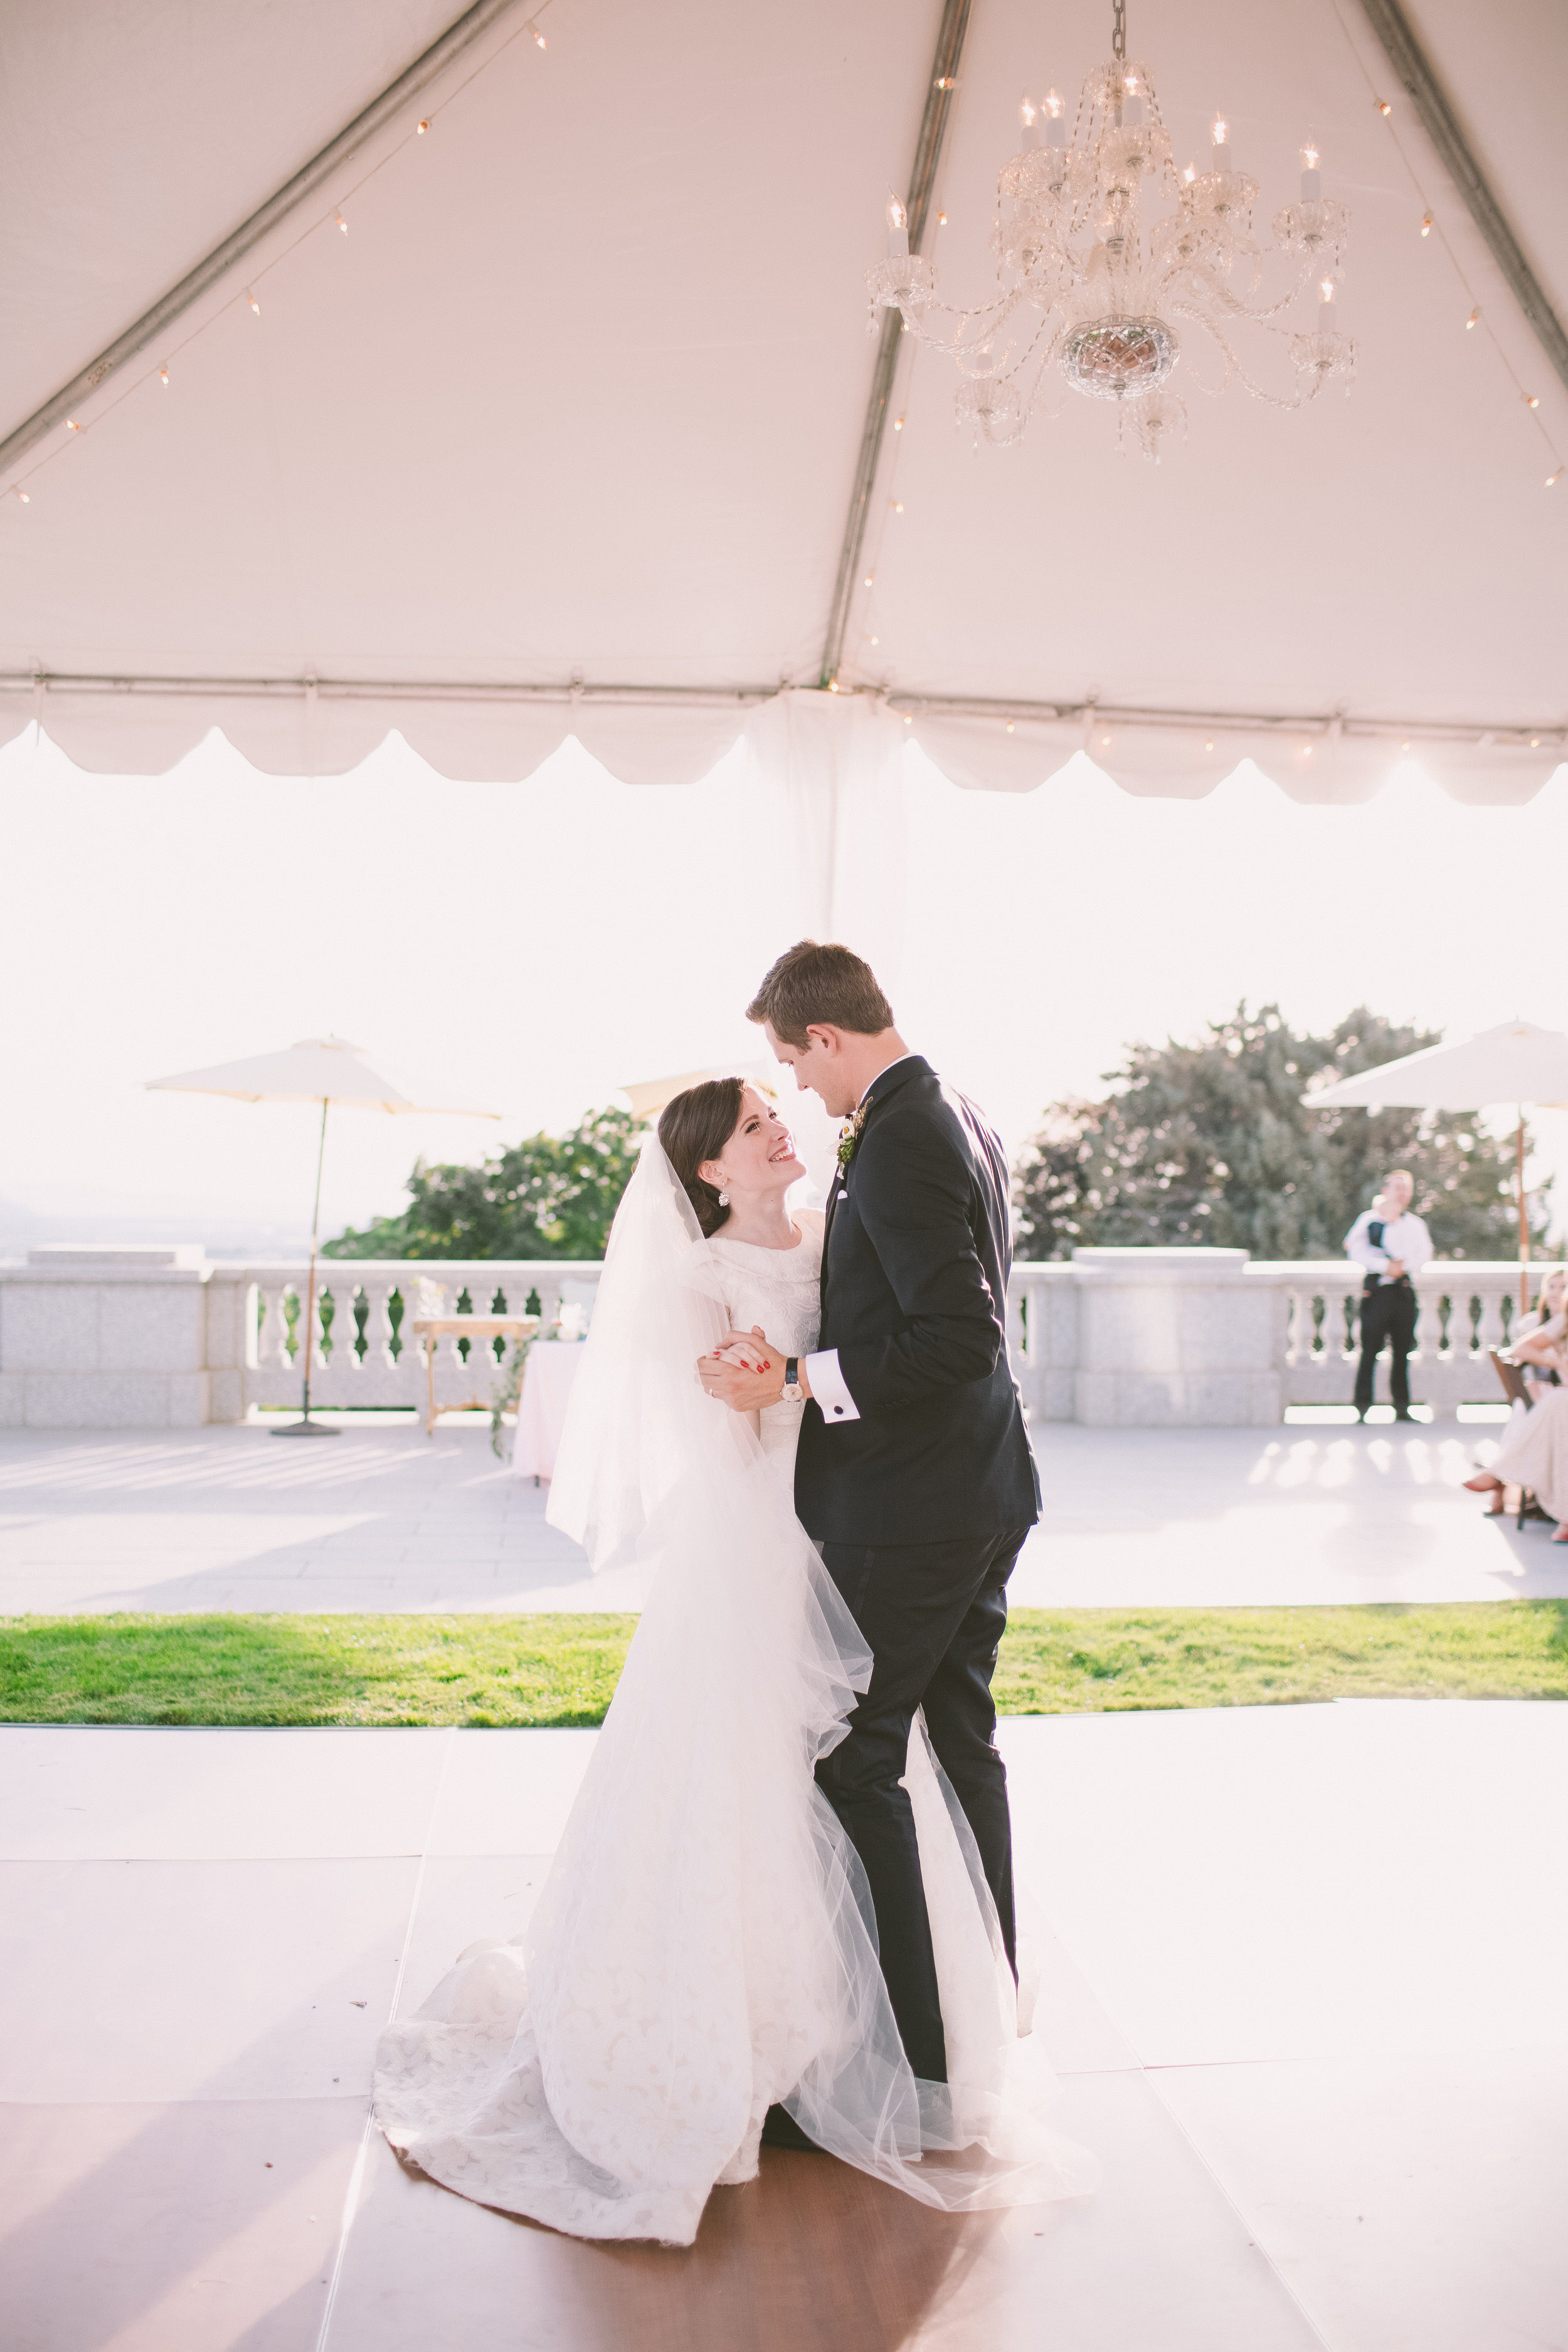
[{"x1": 0, "y1": 1242, "x2": 1538, "y2": 1429}]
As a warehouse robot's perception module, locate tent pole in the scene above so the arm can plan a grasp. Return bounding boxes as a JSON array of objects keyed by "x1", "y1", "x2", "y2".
[
  {"x1": 1517, "y1": 1110, "x2": 1530, "y2": 1313},
  {"x1": 275, "y1": 1097, "x2": 338, "y2": 1438}
]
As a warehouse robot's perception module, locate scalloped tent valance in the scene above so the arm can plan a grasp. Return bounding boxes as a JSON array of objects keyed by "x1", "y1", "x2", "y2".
[{"x1": 1, "y1": 0, "x2": 1564, "y2": 799}]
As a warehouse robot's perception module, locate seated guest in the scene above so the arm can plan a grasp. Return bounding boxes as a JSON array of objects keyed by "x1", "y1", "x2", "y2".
[
  {"x1": 1345, "y1": 1169, "x2": 1431, "y2": 1422},
  {"x1": 1465, "y1": 1265, "x2": 1568, "y2": 1533}
]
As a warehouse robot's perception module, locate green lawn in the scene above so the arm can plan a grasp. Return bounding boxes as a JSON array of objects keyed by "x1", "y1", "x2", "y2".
[{"x1": 1, "y1": 1603, "x2": 1565, "y2": 1727}]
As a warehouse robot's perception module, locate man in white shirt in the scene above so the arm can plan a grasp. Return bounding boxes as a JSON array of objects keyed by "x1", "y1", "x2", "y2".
[{"x1": 1344, "y1": 1168, "x2": 1432, "y2": 1422}]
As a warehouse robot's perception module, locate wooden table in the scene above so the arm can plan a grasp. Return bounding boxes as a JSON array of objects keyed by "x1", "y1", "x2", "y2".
[{"x1": 409, "y1": 1315, "x2": 539, "y2": 1434}]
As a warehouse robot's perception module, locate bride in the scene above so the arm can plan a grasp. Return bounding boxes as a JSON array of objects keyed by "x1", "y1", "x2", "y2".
[{"x1": 373, "y1": 1079, "x2": 1098, "y2": 2245}]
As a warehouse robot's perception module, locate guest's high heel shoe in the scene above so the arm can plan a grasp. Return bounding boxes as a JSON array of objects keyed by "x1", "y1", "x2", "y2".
[{"x1": 1464, "y1": 1473, "x2": 1507, "y2": 1515}]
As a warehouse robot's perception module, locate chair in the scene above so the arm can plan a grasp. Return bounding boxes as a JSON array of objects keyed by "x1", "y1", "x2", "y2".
[{"x1": 1487, "y1": 1350, "x2": 1554, "y2": 1528}]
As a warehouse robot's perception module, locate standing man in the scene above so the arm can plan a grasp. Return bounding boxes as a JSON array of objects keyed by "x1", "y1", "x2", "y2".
[
  {"x1": 702, "y1": 938, "x2": 1039, "y2": 2121},
  {"x1": 1345, "y1": 1168, "x2": 1432, "y2": 1422}
]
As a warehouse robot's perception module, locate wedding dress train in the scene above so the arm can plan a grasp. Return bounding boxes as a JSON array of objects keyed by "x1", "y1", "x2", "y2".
[{"x1": 373, "y1": 1142, "x2": 1097, "y2": 2244}]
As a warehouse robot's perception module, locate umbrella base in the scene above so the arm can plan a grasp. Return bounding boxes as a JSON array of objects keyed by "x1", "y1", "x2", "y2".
[{"x1": 270, "y1": 1418, "x2": 340, "y2": 1438}]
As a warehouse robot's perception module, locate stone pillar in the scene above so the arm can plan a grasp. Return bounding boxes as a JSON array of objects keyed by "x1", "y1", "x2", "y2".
[
  {"x1": 1071, "y1": 1247, "x2": 1283, "y2": 1426},
  {"x1": 0, "y1": 1245, "x2": 212, "y2": 1428}
]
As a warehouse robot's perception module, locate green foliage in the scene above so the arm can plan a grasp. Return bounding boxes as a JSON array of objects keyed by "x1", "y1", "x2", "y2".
[
  {"x1": 326, "y1": 1104, "x2": 640, "y2": 1261},
  {"x1": 4, "y1": 1604, "x2": 1566, "y2": 1725},
  {"x1": 1014, "y1": 1003, "x2": 1550, "y2": 1262}
]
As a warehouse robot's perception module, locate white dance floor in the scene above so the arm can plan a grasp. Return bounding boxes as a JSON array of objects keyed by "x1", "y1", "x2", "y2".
[
  {"x1": 1, "y1": 1699, "x2": 1562, "y2": 2349},
  {"x1": 3, "y1": 1415, "x2": 1565, "y2": 1614}
]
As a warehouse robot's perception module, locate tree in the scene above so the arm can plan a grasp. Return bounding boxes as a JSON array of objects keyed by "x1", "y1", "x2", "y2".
[
  {"x1": 1013, "y1": 1004, "x2": 1549, "y2": 1263},
  {"x1": 325, "y1": 1104, "x2": 640, "y2": 1261}
]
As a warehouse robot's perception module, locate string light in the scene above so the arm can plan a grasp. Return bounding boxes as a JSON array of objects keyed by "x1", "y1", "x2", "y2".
[
  {"x1": 869, "y1": 634, "x2": 879, "y2": 644},
  {"x1": 1, "y1": 0, "x2": 562, "y2": 493},
  {"x1": 937, "y1": 211, "x2": 948, "y2": 226},
  {"x1": 1342, "y1": 9, "x2": 1565, "y2": 502},
  {"x1": 1531, "y1": 736, "x2": 1542, "y2": 747},
  {"x1": 1005, "y1": 719, "x2": 1015, "y2": 733},
  {"x1": 863, "y1": 573, "x2": 874, "y2": 587},
  {"x1": 891, "y1": 499, "x2": 904, "y2": 512},
  {"x1": 893, "y1": 416, "x2": 905, "y2": 431},
  {"x1": 1204, "y1": 738, "x2": 1215, "y2": 751}
]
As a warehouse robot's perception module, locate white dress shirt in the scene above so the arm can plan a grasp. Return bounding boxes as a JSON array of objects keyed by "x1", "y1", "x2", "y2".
[
  {"x1": 804, "y1": 1056, "x2": 924, "y2": 1428},
  {"x1": 1343, "y1": 1205, "x2": 1433, "y2": 1284}
]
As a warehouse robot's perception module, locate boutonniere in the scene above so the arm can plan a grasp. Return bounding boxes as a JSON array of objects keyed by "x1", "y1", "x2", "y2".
[{"x1": 837, "y1": 1102, "x2": 868, "y2": 1174}]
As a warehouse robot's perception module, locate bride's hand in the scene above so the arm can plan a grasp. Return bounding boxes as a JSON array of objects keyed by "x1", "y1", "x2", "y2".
[
  {"x1": 713, "y1": 1325, "x2": 769, "y2": 1372},
  {"x1": 699, "y1": 1327, "x2": 788, "y2": 1409}
]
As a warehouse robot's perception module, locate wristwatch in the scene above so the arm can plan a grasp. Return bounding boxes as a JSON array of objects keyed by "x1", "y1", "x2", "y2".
[{"x1": 781, "y1": 1357, "x2": 804, "y2": 1404}]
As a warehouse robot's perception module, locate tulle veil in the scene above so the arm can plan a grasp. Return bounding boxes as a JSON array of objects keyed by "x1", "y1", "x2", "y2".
[{"x1": 373, "y1": 1135, "x2": 1097, "y2": 2243}]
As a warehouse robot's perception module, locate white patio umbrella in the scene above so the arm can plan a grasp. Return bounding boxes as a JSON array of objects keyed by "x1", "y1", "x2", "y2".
[
  {"x1": 1306, "y1": 1020, "x2": 1568, "y2": 1309},
  {"x1": 147, "y1": 1036, "x2": 499, "y2": 1435}
]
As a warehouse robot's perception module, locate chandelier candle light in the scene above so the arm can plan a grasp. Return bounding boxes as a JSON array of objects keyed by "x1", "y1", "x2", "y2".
[{"x1": 867, "y1": 6, "x2": 1355, "y2": 458}]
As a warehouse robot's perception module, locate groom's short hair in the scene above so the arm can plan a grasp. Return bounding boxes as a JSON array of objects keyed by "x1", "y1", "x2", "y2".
[{"x1": 746, "y1": 940, "x2": 894, "y2": 1046}]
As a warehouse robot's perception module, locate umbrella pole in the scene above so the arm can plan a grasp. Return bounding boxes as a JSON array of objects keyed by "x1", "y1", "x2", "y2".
[
  {"x1": 274, "y1": 1097, "x2": 339, "y2": 1438},
  {"x1": 1517, "y1": 1110, "x2": 1530, "y2": 1315}
]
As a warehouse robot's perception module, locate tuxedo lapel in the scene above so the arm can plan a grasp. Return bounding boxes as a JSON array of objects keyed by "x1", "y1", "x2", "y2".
[{"x1": 818, "y1": 1059, "x2": 932, "y2": 1313}]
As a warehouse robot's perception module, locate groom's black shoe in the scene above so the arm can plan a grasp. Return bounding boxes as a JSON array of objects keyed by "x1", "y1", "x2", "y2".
[{"x1": 760, "y1": 2103, "x2": 827, "y2": 2154}]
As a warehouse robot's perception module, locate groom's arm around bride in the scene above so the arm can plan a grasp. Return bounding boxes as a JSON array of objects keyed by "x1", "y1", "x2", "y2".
[{"x1": 703, "y1": 940, "x2": 1040, "y2": 2092}]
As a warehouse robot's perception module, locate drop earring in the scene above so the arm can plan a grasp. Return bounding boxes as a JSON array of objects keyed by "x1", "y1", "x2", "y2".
[{"x1": 718, "y1": 1187, "x2": 730, "y2": 1207}]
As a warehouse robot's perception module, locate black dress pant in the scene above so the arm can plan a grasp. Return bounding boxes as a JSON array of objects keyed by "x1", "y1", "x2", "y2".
[
  {"x1": 813, "y1": 1525, "x2": 1028, "y2": 2085},
  {"x1": 1354, "y1": 1279, "x2": 1417, "y2": 1412}
]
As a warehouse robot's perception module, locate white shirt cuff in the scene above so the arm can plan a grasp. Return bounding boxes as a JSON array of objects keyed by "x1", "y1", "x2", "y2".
[{"x1": 805, "y1": 1347, "x2": 859, "y2": 1426}]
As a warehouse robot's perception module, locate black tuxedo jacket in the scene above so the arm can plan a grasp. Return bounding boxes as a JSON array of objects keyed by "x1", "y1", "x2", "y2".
[{"x1": 794, "y1": 1057, "x2": 1041, "y2": 1547}]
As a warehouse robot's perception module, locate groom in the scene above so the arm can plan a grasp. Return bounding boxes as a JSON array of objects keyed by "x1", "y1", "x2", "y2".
[{"x1": 703, "y1": 939, "x2": 1040, "y2": 2115}]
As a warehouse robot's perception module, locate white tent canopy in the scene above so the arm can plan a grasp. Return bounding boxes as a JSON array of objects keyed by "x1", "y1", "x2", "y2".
[{"x1": 1, "y1": 0, "x2": 1564, "y2": 800}]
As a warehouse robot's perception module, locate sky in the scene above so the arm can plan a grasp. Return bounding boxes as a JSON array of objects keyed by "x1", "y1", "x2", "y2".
[{"x1": 3, "y1": 720, "x2": 1566, "y2": 1258}]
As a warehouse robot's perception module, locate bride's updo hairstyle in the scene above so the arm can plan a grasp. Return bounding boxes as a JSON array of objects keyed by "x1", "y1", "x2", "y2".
[{"x1": 658, "y1": 1076, "x2": 746, "y2": 1237}]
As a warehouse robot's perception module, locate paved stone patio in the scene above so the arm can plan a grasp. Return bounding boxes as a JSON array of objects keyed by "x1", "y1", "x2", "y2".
[{"x1": 1, "y1": 1413, "x2": 1564, "y2": 1616}]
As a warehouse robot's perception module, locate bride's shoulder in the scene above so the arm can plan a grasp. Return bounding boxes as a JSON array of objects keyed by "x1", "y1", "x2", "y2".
[{"x1": 793, "y1": 1209, "x2": 826, "y2": 1253}]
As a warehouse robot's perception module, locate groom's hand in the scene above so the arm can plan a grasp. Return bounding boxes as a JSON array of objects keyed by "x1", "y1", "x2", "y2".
[{"x1": 699, "y1": 1326, "x2": 802, "y2": 1412}]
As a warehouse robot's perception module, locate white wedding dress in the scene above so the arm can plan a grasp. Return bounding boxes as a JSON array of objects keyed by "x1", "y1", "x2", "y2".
[{"x1": 373, "y1": 1142, "x2": 1098, "y2": 2244}]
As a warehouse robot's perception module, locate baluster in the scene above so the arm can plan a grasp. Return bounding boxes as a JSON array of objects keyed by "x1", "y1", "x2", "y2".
[
  {"x1": 1414, "y1": 1281, "x2": 1443, "y2": 1364},
  {"x1": 1475, "y1": 1281, "x2": 1507, "y2": 1357},
  {"x1": 257, "y1": 1283, "x2": 289, "y2": 1375},
  {"x1": 536, "y1": 1274, "x2": 564, "y2": 1333},
  {"x1": 1283, "y1": 1286, "x2": 1304, "y2": 1367}
]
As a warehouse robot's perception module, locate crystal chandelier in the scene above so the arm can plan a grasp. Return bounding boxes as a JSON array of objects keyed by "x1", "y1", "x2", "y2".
[{"x1": 866, "y1": 3, "x2": 1355, "y2": 459}]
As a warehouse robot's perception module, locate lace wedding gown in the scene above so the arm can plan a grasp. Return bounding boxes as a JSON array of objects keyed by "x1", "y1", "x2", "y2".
[{"x1": 373, "y1": 1146, "x2": 1097, "y2": 2245}]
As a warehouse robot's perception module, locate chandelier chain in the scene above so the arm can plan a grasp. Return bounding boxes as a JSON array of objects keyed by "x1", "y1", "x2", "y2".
[{"x1": 1111, "y1": 0, "x2": 1126, "y2": 63}]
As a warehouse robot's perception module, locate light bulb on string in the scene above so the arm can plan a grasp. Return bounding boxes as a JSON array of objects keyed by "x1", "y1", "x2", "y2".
[
  {"x1": 158, "y1": 365, "x2": 169, "y2": 386},
  {"x1": 1419, "y1": 211, "x2": 1433, "y2": 236},
  {"x1": 937, "y1": 210, "x2": 948, "y2": 225},
  {"x1": 246, "y1": 290, "x2": 261, "y2": 315},
  {"x1": 531, "y1": 23, "x2": 545, "y2": 45},
  {"x1": 15, "y1": 487, "x2": 29, "y2": 504},
  {"x1": 1548, "y1": 468, "x2": 1564, "y2": 489},
  {"x1": 893, "y1": 415, "x2": 905, "y2": 431},
  {"x1": 416, "y1": 118, "x2": 430, "y2": 134},
  {"x1": 336, "y1": 211, "x2": 349, "y2": 234},
  {"x1": 1525, "y1": 394, "x2": 1540, "y2": 408},
  {"x1": 1377, "y1": 97, "x2": 1392, "y2": 115},
  {"x1": 1465, "y1": 306, "x2": 1480, "y2": 329}
]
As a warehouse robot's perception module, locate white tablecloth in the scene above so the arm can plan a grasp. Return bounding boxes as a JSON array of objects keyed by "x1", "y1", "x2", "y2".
[{"x1": 512, "y1": 1342, "x2": 585, "y2": 1480}]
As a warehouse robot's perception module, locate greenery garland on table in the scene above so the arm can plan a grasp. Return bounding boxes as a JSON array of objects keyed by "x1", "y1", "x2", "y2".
[{"x1": 490, "y1": 1332, "x2": 536, "y2": 1458}]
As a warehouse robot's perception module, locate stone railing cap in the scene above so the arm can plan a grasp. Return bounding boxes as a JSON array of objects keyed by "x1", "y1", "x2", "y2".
[{"x1": 24, "y1": 1242, "x2": 208, "y2": 1269}]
